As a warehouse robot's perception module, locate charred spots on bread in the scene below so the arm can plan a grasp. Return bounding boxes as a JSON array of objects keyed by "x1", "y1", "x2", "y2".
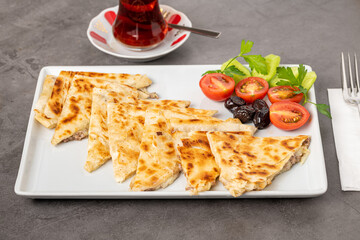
[
  {"x1": 187, "y1": 162, "x2": 194, "y2": 170},
  {"x1": 280, "y1": 140, "x2": 296, "y2": 151},
  {"x1": 222, "y1": 142, "x2": 232, "y2": 149},
  {"x1": 60, "y1": 104, "x2": 80, "y2": 124},
  {"x1": 241, "y1": 151, "x2": 256, "y2": 159}
]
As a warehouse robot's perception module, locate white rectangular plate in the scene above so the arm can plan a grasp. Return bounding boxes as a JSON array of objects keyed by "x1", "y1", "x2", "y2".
[{"x1": 14, "y1": 65, "x2": 327, "y2": 198}]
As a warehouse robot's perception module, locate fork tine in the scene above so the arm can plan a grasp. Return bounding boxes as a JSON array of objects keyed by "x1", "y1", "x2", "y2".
[
  {"x1": 342, "y1": 52, "x2": 349, "y2": 98},
  {"x1": 348, "y1": 53, "x2": 356, "y2": 96},
  {"x1": 342, "y1": 52, "x2": 360, "y2": 117},
  {"x1": 355, "y1": 53, "x2": 359, "y2": 93}
]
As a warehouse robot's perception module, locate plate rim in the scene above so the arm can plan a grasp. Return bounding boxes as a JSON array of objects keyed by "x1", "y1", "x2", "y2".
[{"x1": 14, "y1": 64, "x2": 328, "y2": 199}]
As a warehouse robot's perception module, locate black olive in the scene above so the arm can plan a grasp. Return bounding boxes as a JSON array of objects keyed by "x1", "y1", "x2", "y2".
[
  {"x1": 234, "y1": 109, "x2": 252, "y2": 123},
  {"x1": 253, "y1": 108, "x2": 270, "y2": 129},
  {"x1": 224, "y1": 98, "x2": 237, "y2": 112},
  {"x1": 252, "y1": 99, "x2": 269, "y2": 112},
  {"x1": 230, "y1": 95, "x2": 246, "y2": 106},
  {"x1": 238, "y1": 105, "x2": 256, "y2": 118},
  {"x1": 229, "y1": 106, "x2": 240, "y2": 114}
]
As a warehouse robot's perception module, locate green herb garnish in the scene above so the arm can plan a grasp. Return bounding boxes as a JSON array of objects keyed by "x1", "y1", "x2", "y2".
[
  {"x1": 202, "y1": 40, "x2": 267, "y2": 77},
  {"x1": 276, "y1": 64, "x2": 331, "y2": 118}
]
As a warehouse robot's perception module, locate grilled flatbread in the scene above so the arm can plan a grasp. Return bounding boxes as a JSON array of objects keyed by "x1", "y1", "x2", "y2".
[
  {"x1": 173, "y1": 131, "x2": 220, "y2": 195},
  {"x1": 172, "y1": 120, "x2": 256, "y2": 195},
  {"x1": 86, "y1": 91, "x2": 189, "y2": 173},
  {"x1": 170, "y1": 117, "x2": 257, "y2": 134},
  {"x1": 43, "y1": 71, "x2": 75, "y2": 124},
  {"x1": 84, "y1": 88, "x2": 139, "y2": 172},
  {"x1": 41, "y1": 71, "x2": 152, "y2": 128},
  {"x1": 163, "y1": 108, "x2": 217, "y2": 119},
  {"x1": 130, "y1": 110, "x2": 181, "y2": 191},
  {"x1": 207, "y1": 132, "x2": 311, "y2": 197},
  {"x1": 51, "y1": 76, "x2": 143, "y2": 145},
  {"x1": 107, "y1": 103, "x2": 144, "y2": 182},
  {"x1": 34, "y1": 75, "x2": 58, "y2": 128},
  {"x1": 107, "y1": 100, "x2": 206, "y2": 182}
]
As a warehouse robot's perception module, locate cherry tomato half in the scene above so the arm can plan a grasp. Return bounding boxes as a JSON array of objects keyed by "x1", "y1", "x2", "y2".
[
  {"x1": 268, "y1": 86, "x2": 304, "y2": 104},
  {"x1": 235, "y1": 77, "x2": 269, "y2": 103},
  {"x1": 199, "y1": 73, "x2": 235, "y2": 101},
  {"x1": 270, "y1": 101, "x2": 310, "y2": 131}
]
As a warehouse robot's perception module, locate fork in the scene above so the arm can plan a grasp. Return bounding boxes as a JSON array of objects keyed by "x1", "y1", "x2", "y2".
[
  {"x1": 341, "y1": 52, "x2": 360, "y2": 116},
  {"x1": 162, "y1": 10, "x2": 221, "y2": 39}
]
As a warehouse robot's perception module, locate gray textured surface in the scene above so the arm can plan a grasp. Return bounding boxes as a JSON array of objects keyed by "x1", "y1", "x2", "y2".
[{"x1": 1, "y1": 0, "x2": 360, "y2": 239}]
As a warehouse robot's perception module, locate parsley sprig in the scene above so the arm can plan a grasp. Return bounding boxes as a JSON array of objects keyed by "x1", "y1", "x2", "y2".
[
  {"x1": 276, "y1": 64, "x2": 332, "y2": 118},
  {"x1": 202, "y1": 40, "x2": 268, "y2": 77}
]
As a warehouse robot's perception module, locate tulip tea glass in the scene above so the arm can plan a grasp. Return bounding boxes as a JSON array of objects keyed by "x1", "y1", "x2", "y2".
[{"x1": 112, "y1": 0, "x2": 168, "y2": 51}]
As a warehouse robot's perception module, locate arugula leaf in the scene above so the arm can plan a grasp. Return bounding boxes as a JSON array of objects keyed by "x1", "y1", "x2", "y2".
[
  {"x1": 201, "y1": 70, "x2": 221, "y2": 76},
  {"x1": 316, "y1": 104, "x2": 332, "y2": 119},
  {"x1": 243, "y1": 55, "x2": 267, "y2": 74},
  {"x1": 223, "y1": 65, "x2": 246, "y2": 78},
  {"x1": 239, "y1": 40, "x2": 253, "y2": 56}
]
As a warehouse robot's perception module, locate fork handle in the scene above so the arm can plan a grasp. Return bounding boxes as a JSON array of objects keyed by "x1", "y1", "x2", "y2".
[{"x1": 167, "y1": 23, "x2": 221, "y2": 38}]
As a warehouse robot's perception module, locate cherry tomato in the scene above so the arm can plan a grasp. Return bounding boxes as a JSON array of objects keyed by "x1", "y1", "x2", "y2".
[
  {"x1": 270, "y1": 101, "x2": 310, "y2": 130},
  {"x1": 235, "y1": 77, "x2": 269, "y2": 103},
  {"x1": 199, "y1": 73, "x2": 235, "y2": 101},
  {"x1": 268, "y1": 86, "x2": 304, "y2": 104}
]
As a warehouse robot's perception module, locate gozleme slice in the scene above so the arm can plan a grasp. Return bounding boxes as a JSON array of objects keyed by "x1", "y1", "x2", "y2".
[
  {"x1": 43, "y1": 71, "x2": 76, "y2": 124},
  {"x1": 106, "y1": 100, "x2": 199, "y2": 182},
  {"x1": 173, "y1": 131, "x2": 220, "y2": 195},
  {"x1": 51, "y1": 76, "x2": 142, "y2": 145},
  {"x1": 33, "y1": 75, "x2": 58, "y2": 128},
  {"x1": 107, "y1": 103, "x2": 144, "y2": 183},
  {"x1": 130, "y1": 110, "x2": 181, "y2": 191},
  {"x1": 84, "y1": 88, "x2": 139, "y2": 173},
  {"x1": 170, "y1": 118, "x2": 256, "y2": 194},
  {"x1": 207, "y1": 132, "x2": 311, "y2": 197},
  {"x1": 170, "y1": 117, "x2": 257, "y2": 134},
  {"x1": 76, "y1": 71, "x2": 152, "y2": 89},
  {"x1": 41, "y1": 71, "x2": 152, "y2": 128}
]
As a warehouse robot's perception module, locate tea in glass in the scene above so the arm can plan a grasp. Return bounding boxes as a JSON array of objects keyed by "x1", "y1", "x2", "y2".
[{"x1": 113, "y1": 0, "x2": 168, "y2": 51}]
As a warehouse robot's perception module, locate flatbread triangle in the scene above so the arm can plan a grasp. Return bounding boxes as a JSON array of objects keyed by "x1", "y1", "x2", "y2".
[
  {"x1": 106, "y1": 100, "x2": 215, "y2": 182},
  {"x1": 87, "y1": 95, "x2": 190, "y2": 175},
  {"x1": 207, "y1": 132, "x2": 311, "y2": 197},
  {"x1": 51, "y1": 76, "x2": 143, "y2": 145},
  {"x1": 130, "y1": 109, "x2": 181, "y2": 191},
  {"x1": 84, "y1": 88, "x2": 140, "y2": 172},
  {"x1": 172, "y1": 123, "x2": 256, "y2": 195},
  {"x1": 36, "y1": 71, "x2": 152, "y2": 128},
  {"x1": 33, "y1": 75, "x2": 58, "y2": 128},
  {"x1": 173, "y1": 131, "x2": 220, "y2": 195}
]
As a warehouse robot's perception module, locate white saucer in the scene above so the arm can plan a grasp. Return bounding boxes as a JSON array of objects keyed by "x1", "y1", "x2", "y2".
[{"x1": 87, "y1": 5, "x2": 192, "y2": 62}]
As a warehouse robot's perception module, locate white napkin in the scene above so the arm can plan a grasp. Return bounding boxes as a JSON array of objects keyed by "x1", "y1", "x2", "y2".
[{"x1": 328, "y1": 88, "x2": 360, "y2": 191}]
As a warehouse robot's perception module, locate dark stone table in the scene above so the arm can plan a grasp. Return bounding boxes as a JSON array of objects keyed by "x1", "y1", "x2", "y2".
[{"x1": 1, "y1": 0, "x2": 359, "y2": 239}]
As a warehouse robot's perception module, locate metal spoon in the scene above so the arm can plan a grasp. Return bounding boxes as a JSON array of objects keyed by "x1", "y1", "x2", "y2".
[{"x1": 162, "y1": 10, "x2": 221, "y2": 39}]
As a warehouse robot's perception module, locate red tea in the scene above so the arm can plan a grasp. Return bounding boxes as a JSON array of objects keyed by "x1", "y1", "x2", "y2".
[{"x1": 113, "y1": 0, "x2": 168, "y2": 50}]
